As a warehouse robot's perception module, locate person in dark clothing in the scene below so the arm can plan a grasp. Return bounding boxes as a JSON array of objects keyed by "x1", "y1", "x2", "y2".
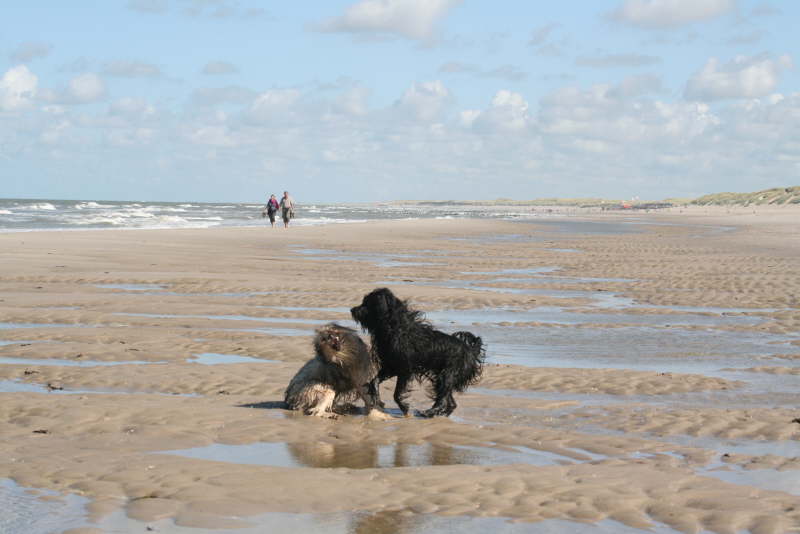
[{"x1": 262, "y1": 194, "x2": 280, "y2": 228}]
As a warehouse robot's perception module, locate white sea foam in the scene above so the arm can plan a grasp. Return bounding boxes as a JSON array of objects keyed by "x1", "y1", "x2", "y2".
[
  {"x1": 75, "y1": 201, "x2": 113, "y2": 209},
  {"x1": 0, "y1": 210, "x2": 11, "y2": 215},
  {"x1": 28, "y1": 203, "x2": 56, "y2": 211}
]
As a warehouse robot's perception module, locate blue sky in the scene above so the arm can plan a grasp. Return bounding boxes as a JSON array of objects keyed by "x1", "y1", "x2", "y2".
[{"x1": 1, "y1": 0, "x2": 798, "y2": 202}]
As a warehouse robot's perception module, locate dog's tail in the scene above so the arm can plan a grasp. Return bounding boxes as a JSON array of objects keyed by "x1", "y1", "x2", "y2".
[{"x1": 452, "y1": 331, "x2": 486, "y2": 390}]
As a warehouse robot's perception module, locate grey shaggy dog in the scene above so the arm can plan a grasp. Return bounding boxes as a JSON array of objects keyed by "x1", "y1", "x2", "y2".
[{"x1": 284, "y1": 323, "x2": 390, "y2": 419}]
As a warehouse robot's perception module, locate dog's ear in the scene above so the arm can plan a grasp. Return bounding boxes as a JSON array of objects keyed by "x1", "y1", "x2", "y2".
[{"x1": 374, "y1": 289, "x2": 393, "y2": 314}]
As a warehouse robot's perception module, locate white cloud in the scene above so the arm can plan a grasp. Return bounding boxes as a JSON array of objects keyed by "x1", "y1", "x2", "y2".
[
  {"x1": 611, "y1": 0, "x2": 735, "y2": 28},
  {"x1": 246, "y1": 89, "x2": 301, "y2": 123},
  {"x1": 471, "y1": 90, "x2": 530, "y2": 132},
  {"x1": 9, "y1": 42, "x2": 52, "y2": 63},
  {"x1": 6, "y1": 63, "x2": 800, "y2": 202},
  {"x1": 192, "y1": 86, "x2": 256, "y2": 107},
  {"x1": 439, "y1": 62, "x2": 526, "y2": 81},
  {"x1": 102, "y1": 60, "x2": 163, "y2": 78},
  {"x1": 335, "y1": 86, "x2": 371, "y2": 116},
  {"x1": 68, "y1": 73, "x2": 107, "y2": 103},
  {"x1": 189, "y1": 125, "x2": 239, "y2": 147},
  {"x1": 575, "y1": 53, "x2": 661, "y2": 68},
  {"x1": 397, "y1": 80, "x2": 450, "y2": 121},
  {"x1": 684, "y1": 54, "x2": 793, "y2": 101},
  {"x1": 529, "y1": 23, "x2": 559, "y2": 46},
  {"x1": 109, "y1": 97, "x2": 156, "y2": 118},
  {"x1": 202, "y1": 61, "x2": 238, "y2": 75},
  {"x1": 0, "y1": 65, "x2": 38, "y2": 111},
  {"x1": 316, "y1": 0, "x2": 462, "y2": 41},
  {"x1": 607, "y1": 74, "x2": 665, "y2": 98}
]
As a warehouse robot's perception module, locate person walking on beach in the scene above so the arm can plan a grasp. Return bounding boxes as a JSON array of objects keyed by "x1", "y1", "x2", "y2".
[
  {"x1": 262, "y1": 194, "x2": 280, "y2": 228},
  {"x1": 280, "y1": 191, "x2": 294, "y2": 229}
]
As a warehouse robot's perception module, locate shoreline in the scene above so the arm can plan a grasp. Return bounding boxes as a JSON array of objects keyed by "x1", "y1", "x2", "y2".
[{"x1": 1, "y1": 212, "x2": 799, "y2": 533}]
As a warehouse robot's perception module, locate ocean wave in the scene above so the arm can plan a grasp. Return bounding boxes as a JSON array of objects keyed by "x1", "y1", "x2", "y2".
[
  {"x1": 27, "y1": 203, "x2": 57, "y2": 211},
  {"x1": 75, "y1": 201, "x2": 114, "y2": 209},
  {"x1": 0, "y1": 210, "x2": 11, "y2": 215}
]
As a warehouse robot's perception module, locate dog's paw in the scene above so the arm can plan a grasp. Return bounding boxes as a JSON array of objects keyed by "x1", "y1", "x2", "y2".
[
  {"x1": 309, "y1": 409, "x2": 338, "y2": 419},
  {"x1": 367, "y1": 408, "x2": 393, "y2": 421},
  {"x1": 416, "y1": 409, "x2": 445, "y2": 418}
]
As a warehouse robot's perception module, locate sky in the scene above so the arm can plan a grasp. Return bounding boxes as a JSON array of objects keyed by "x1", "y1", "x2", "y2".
[{"x1": 1, "y1": 0, "x2": 799, "y2": 203}]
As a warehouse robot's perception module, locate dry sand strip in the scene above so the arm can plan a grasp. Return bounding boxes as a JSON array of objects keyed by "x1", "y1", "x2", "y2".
[{"x1": 1, "y1": 208, "x2": 799, "y2": 533}]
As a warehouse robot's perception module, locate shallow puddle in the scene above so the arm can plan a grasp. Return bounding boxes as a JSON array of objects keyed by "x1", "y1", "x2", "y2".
[
  {"x1": 651, "y1": 434, "x2": 800, "y2": 462},
  {"x1": 427, "y1": 306, "x2": 764, "y2": 327},
  {"x1": 225, "y1": 326, "x2": 314, "y2": 337},
  {"x1": 95, "y1": 508, "x2": 681, "y2": 534},
  {"x1": 0, "y1": 379, "x2": 197, "y2": 396},
  {"x1": 288, "y1": 247, "x2": 440, "y2": 267},
  {"x1": 0, "y1": 323, "x2": 76, "y2": 330},
  {"x1": 465, "y1": 267, "x2": 560, "y2": 276},
  {"x1": 270, "y1": 306, "x2": 351, "y2": 313},
  {"x1": 161, "y1": 441, "x2": 569, "y2": 469},
  {"x1": 529, "y1": 219, "x2": 646, "y2": 235},
  {"x1": 701, "y1": 463, "x2": 800, "y2": 496},
  {"x1": 0, "y1": 479, "x2": 88, "y2": 534},
  {"x1": 0, "y1": 356, "x2": 163, "y2": 367},
  {"x1": 0, "y1": 340, "x2": 35, "y2": 346},
  {"x1": 460, "y1": 323, "x2": 796, "y2": 362},
  {"x1": 113, "y1": 312, "x2": 331, "y2": 325},
  {"x1": 94, "y1": 283, "x2": 167, "y2": 291},
  {"x1": 188, "y1": 353, "x2": 277, "y2": 365}
]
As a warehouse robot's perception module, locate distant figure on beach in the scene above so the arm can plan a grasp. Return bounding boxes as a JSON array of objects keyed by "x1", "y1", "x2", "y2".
[
  {"x1": 280, "y1": 191, "x2": 295, "y2": 229},
  {"x1": 262, "y1": 194, "x2": 280, "y2": 228}
]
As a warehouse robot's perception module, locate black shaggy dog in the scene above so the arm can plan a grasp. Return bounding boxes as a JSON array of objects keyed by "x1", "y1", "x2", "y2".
[
  {"x1": 351, "y1": 288, "x2": 486, "y2": 417},
  {"x1": 284, "y1": 323, "x2": 390, "y2": 419}
]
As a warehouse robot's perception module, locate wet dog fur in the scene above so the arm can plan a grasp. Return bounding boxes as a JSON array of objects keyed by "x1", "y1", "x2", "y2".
[
  {"x1": 350, "y1": 288, "x2": 486, "y2": 417},
  {"x1": 284, "y1": 323, "x2": 388, "y2": 419}
]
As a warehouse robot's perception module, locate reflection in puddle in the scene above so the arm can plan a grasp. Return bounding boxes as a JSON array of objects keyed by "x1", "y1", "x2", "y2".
[
  {"x1": 482, "y1": 326, "x2": 797, "y2": 369},
  {"x1": 529, "y1": 219, "x2": 646, "y2": 235},
  {"x1": 94, "y1": 283, "x2": 167, "y2": 291},
  {"x1": 465, "y1": 267, "x2": 560, "y2": 276},
  {"x1": 270, "y1": 306, "x2": 351, "y2": 313},
  {"x1": 288, "y1": 246, "x2": 442, "y2": 267},
  {"x1": 189, "y1": 353, "x2": 277, "y2": 365},
  {"x1": 0, "y1": 479, "x2": 88, "y2": 534},
  {"x1": 0, "y1": 357, "x2": 162, "y2": 367},
  {"x1": 0, "y1": 380, "x2": 62, "y2": 394},
  {"x1": 162, "y1": 441, "x2": 569, "y2": 469},
  {"x1": 113, "y1": 312, "x2": 330, "y2": 325},
  {"x1": 649, "y1": 434, "x2": 800, "y2": 460},
  {"x1": 0, "y1": 323, "x2": 76, "y2": 330},
  {"x1": 96, "y1": 508, "x2": 679, "y2": 534},
  {"x1": 0, "y1": 379, "x2": 197, "y2": 396},
  {"x1": 427, "y1": 307, "x2": 764, "y2": 327},
  {"x1": 225, "y1": 327, "x2": 315, "y2": 337},
  {"x1": 701, "y1": 463, "x2": 800, "y2": 496}
]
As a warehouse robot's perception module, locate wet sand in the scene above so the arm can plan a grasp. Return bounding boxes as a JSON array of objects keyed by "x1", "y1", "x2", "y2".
[{"x1": 1, "y1": 205, "x2": 799, "y2": 533}]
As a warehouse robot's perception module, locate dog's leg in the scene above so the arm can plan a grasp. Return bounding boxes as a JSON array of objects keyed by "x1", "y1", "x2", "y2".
[
  {"x1": 357, "y1": 383, "x2": 393, "y2": 420},
  {"x1": 420, "y1": 380, "x2": 456, "y2": 418},
  {"x1": 393, "y1": 374, "x2": 411, "y2": 416},
  {"x1": 308, "y1": 386, "x2": 337, "y2": 418},
  {"x1": 366, "y1": 379, "x2": 384, "y2": 409}
]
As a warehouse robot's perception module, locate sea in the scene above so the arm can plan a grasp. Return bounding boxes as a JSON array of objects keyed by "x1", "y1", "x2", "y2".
[{"x1": 0, "y1": 198, "x2": 557, "y2": 232}]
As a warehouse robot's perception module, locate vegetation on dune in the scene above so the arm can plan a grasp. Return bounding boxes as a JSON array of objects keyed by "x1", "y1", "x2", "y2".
[
  {"x1": 393, "y1": 186, "x2": 800, "y2": 209},
  {"x1": 691, "y1": 186, "x2": 800, "y2": 206}
]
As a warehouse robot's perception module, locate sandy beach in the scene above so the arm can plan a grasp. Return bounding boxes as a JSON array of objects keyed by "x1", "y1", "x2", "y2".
[{"x1": 1, "y1": 206, "x2": 799, "y2": 534}]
